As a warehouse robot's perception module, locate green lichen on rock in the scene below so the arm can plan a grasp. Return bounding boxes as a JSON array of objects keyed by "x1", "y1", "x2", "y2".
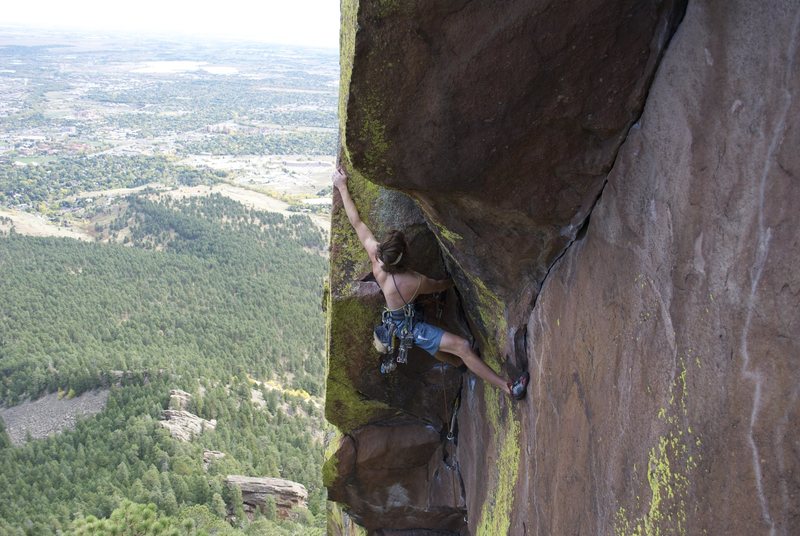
[
  {"x1": 615, "y1": 358, "x2": 700, "y2": 536},
  {"x1": 344, "y1": 165, "x2": 381, "y2": 225},
  {"x1": 359, "y1": 92, "x2": 391, "y2": 176},
  {"x1": 477, "y1": 408, "x2": 521, "y2": 536},
  {"x1": 327, "y1": 500, "x2": 367, "y2": 536},
  {"x1": 335, "y1": 0, "x2": 380, "y2": 278},
  {"x1": 338, "y1": 0, "x2": 359, "y2": 152},
  {"x1": 483, "y1": 387, "x2": 502, "y2": 437},
  {"x1": 322, "y1": 451, "x2": 339, "y2": 489},
  {"x1": 477, "y1": 370, "x2": 522, "y2": 536},
  {"x1": 340, "y1": 0, "x2": 394, "y2": 182},
  {"x1": 435, "y1": 223, "x2": 463, "y2": 245},
  {"x1": 465, "y1": 273, "x2": 508, "y2": 371},
  {"x1": 325, "y1": 373, "x2": 393, "y2": 434},
  {"x1": 325, "y1": 296, "x2": 395, "y2": 433},
  {"x1": 615, "y1": 431, "x2": 693, "y2": 536},
  {"x1": 322, "y1": 428, "x2": 343, "y2": 488}
]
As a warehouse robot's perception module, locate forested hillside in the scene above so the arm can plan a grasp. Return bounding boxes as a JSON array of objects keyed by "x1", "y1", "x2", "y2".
[
  {"x1": 0, "y1": 195, "x2": 328, "y2": 534},
  {"x1": 0, "y1": 195, "x2": 326, "y2": 404}
]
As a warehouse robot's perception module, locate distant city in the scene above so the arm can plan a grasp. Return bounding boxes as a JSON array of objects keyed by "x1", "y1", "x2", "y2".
[{"x1": 0, "y1": 27, "x2": 338, "y2": 238}]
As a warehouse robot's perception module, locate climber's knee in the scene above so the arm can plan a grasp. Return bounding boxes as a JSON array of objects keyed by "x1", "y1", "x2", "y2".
[{"x1": 439, "y1": 332, "x2": 471, "y2": 359}]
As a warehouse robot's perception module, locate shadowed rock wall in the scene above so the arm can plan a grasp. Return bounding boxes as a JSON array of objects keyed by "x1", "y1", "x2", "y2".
[{"x1": 326, "y1": 0, "x2": 800, "y2": 534}]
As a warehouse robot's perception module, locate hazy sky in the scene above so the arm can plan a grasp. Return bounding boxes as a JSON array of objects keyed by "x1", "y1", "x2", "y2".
[{"x1": 1, "y1": 0, "x2": 340, "y2": 48}]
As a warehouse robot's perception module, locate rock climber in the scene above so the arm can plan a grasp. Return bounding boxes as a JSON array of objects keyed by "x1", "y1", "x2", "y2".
[{"x1": 332, "y1": 166, "x2": 529, "y2": 400}]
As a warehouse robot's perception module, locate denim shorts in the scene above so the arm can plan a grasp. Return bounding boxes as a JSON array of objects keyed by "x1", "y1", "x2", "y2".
[{"x1": 388, "y1": 309, "x2": 445, "y2": 356}]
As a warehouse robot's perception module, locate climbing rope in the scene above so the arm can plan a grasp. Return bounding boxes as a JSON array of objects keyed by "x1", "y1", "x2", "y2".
[{"x1": 439, "y1": 363, "x2": 459, "y2": 504}]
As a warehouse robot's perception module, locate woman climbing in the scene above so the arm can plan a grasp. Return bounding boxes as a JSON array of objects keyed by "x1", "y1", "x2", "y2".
[{"x1": 332, "y1": 166, "x2": 529, "y2": 400}]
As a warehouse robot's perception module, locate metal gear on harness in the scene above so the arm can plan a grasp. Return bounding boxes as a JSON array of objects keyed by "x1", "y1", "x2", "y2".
[
  {"x1": 380, "y1": 353, "x2": 397, "y2": 374},
  {"x1": 396, "y1": 303, "x2": 415, "y2": 364}
]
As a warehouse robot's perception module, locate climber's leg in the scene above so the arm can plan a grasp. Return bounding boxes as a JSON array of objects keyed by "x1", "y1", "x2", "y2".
[{"x1": 438, "y1": 332, "x2": 511, "y2": 395}]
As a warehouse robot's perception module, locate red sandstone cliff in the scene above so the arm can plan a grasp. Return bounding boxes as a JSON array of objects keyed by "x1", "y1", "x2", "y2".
[{"x1": 325, "y1": 0, "x2": 800, "y2": 534}]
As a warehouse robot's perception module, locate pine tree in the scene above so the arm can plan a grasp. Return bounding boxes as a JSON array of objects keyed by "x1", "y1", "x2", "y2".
[{"x1": 211, "y1": 492, "x2": 227, "y2": 519}]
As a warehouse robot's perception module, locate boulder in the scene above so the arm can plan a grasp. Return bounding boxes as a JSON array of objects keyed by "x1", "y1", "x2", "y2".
[
  {"x1": 225, "y1": 475, "x2": 308, "y2": 518},
  {"x1": 202, "y1": 449, "x2": 225, "y2": 470},
  {"x1": 326, "y1": 420, "x2": 464, "y2": 531},
  {"x1": 168, "y1": 389, "x2": 192, "y2": 410},
  {"x1": 159, "y1": 410, "x2": 215, "y2": 442}
]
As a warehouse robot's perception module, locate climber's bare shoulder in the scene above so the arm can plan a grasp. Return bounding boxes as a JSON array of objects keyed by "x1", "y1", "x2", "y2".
[{"x1": 416, "y1": 273, "x2": 454, "y2": 295}]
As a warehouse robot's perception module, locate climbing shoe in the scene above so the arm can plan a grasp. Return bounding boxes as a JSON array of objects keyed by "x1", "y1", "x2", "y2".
[{"x1": 509, "y1": 371, "x2": 529, "y2": 400}]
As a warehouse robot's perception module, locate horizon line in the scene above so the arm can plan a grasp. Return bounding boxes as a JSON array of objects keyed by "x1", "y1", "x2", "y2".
[{"x1": 0, "y1": 22, "x2": 339, "y2": 51}]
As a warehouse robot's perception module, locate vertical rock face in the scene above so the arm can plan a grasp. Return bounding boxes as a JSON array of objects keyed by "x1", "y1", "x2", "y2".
[{"x1": 326, "y1": 0, "x2": 800, "y2": 534}]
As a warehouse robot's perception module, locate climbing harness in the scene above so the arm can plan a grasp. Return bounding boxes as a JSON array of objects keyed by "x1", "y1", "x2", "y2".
[{"x1": 375, "y1": 274, "x2": 421, "y2": 374}]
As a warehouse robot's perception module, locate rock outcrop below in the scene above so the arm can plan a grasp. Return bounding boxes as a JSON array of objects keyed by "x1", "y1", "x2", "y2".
[
  {"x1": 327, "y1": 0, "x2": 800, "y2": 534},
  {"x1": 159, "y1": 390, "x2": 215, "y2": 441},
  {"x1": 202, "y1": 449, "x2": 225, "y2": 470},
  {"x1": 168, "y1": 389, "x2": 192, "y2": 411},
  {"x1": 225, "y1": 475, "x2": 308, "y2": 518},
  {"x1": 159, "y1": 410, "x2": 216, "y2": 442}
]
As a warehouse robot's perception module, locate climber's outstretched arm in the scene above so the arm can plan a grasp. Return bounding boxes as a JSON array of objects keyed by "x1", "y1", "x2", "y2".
[{"x1": 333, "y1": 167, "x2": 378, "y2": 260}]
